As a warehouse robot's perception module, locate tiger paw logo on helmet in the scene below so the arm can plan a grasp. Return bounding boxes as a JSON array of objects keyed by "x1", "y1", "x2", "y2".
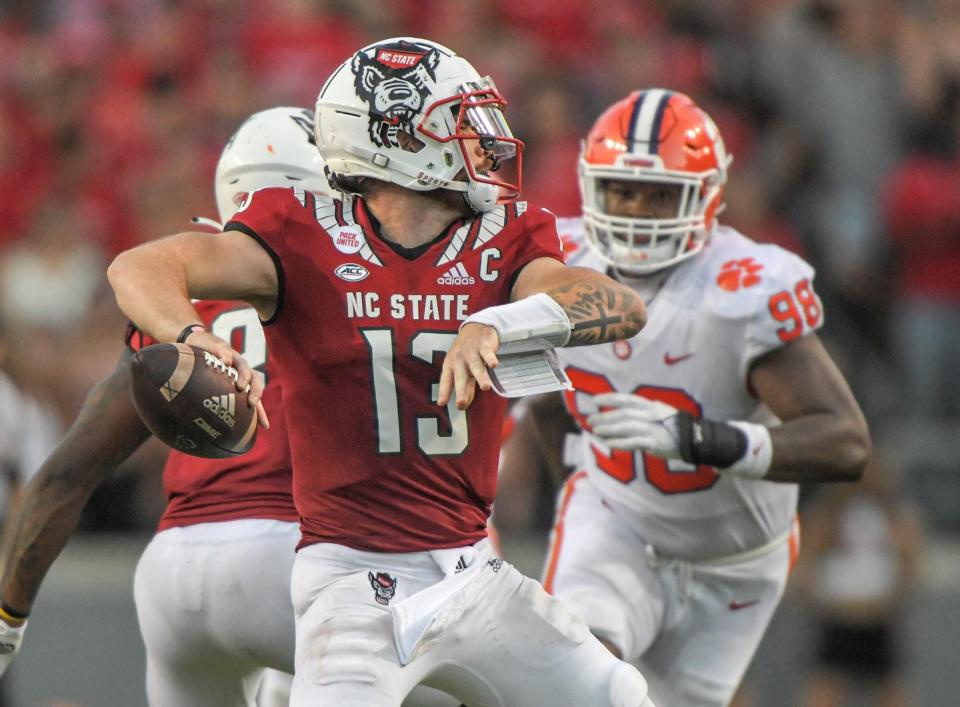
[
  {"x1": 351, "y1": 40, "x2": 440, "y2": 149},
  {"x1": 716, "y1": 257, "x2": 764, "y2": 292}
]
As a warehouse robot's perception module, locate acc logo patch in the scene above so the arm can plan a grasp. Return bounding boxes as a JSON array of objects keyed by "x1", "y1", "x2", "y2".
[{"x1": 335, "y1": 263, "x2": 369, "y2": 282}]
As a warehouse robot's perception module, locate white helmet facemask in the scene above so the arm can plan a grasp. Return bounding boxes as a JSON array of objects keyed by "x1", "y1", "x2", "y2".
[
  {"x1": 315, "y1": 38, "x2": 522, "y2": 213},
  {"x1": 580, "y1": 161, "x2": 727, "y2": 275},
  {"x1": 213, "y1": 106, "x2": 331, "y2": 225}
]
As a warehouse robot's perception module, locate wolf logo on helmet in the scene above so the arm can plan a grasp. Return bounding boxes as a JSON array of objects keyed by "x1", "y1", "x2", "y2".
[
  {"x1": 315, "y1": 37, "x2": 523, "y2": 213},
  {"x1": 351, "y1": 40, "x2": 441, "y2": 149}
]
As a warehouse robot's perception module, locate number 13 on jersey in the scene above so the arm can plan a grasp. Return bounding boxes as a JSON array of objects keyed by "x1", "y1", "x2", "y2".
[{"x1": 361, "y1": 329, "x2": 468, "y2": 456}]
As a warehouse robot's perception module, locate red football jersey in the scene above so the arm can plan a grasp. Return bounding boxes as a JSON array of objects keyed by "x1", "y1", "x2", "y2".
[
  {"x1": 127, "y1": 300, "x2": 297, "y2": 530},
  {"x1": 225, "y1": 188, "x2": 563, "y2": 552}
]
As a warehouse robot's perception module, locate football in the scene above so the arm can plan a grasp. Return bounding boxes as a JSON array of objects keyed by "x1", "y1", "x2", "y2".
[{"x1": 130, "y1": 343, "x2": 258, "y2": 459}]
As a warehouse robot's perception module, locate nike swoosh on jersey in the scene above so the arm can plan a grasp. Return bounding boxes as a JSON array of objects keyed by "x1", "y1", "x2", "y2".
[
  {"x1": 729, "y1": 599, "x2": 761, "y2": 611},
  {"x1": 663, "y1": 352, "x2": 695, "y2": 366}
]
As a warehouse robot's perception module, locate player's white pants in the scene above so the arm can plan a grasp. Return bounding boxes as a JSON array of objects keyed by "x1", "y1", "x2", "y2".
[
  {"x1": 545, "y1": 475, "x2": 797, "y2": 707},
  {"x1": 253, "y1": 668, "x2": 293, "y2": 706},
  {"x1": 289, "y1": 538, "x2": 652, "y2": 707},
  {"x1": 134, "y1": 519, "x2": 299, "y2": 707}
]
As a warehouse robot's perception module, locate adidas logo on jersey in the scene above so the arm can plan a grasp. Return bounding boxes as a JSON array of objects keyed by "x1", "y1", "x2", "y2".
[
  {"x1": 437, "y1": 262, "x2": 475, "y2": 286},
  {"x1": 203, "y1": 394, "x2": 236, "y2": 427}
]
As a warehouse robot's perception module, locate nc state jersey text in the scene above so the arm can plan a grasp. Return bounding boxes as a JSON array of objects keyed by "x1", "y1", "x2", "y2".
[{"x1": 346, "y1": 292, "x2": 470, "y2": 320}]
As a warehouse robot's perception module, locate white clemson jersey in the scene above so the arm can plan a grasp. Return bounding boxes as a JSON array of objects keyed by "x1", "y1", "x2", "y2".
[{"x1": 556, "y1": 217, "x2": 823, "y2": 561}]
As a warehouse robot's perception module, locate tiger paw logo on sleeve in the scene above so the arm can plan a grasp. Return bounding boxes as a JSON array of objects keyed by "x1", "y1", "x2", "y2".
[{"x1": 716, "y1": 257, "x2": 764, "y2": 292}]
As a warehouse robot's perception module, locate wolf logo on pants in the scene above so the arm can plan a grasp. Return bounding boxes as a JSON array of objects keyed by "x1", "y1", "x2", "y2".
[{"x1": 368, "y1": 571, "x2": 398, "y2": 605}]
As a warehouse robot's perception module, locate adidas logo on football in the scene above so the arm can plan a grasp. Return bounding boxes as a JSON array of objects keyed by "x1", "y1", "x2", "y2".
[
  {"x1": 437, "y1": 262, "x2": 475, "y2": 286},
  {"x1": 203, "y1": 393, "x2": 236, "y2": 427}
]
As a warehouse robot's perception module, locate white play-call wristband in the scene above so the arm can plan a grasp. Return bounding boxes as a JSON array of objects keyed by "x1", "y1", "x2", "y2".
[
  {"x1": 462, "y1": 293, "x2": 572, "y2": 354},
  {"x1": 723, "y1": 421, "x2": 773, "y2": 479}
]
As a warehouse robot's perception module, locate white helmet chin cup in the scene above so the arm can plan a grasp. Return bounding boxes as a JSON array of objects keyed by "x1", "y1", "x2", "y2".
[
  {"x1": 315, "y1": 37, "x2": 522, "y2": 204},
  {"x1": 214, "y1": 106, "x2": 330, "y2": 224},
  {"x1": 464, "y1": 180, "x2": 499, "y2": 213}
]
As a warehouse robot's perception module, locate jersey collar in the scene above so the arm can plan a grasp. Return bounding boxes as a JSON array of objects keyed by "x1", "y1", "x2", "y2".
[{"x1": 355, "y1": 198, "x2": 468, "y2": 262}]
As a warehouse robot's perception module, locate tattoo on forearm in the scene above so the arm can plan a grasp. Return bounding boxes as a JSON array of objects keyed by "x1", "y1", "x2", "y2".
[{"x1": 548, "y1": 281, "x2": 645, "y2": 345}]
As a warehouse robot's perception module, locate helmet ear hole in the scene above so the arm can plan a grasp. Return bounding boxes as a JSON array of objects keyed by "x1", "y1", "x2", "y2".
[{"x1": 396, "y1": 131, "x2": 426, "y2": 153}]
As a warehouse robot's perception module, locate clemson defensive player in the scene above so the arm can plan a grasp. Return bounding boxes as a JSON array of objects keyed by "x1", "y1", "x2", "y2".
[{"x1": 505, "y1": 89, "x2": 870, "y2": 707}]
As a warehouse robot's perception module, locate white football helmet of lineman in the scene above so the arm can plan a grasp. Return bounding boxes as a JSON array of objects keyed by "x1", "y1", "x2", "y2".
[
  {"x1": 214, "y1": 106, "x2": 331, "y2": 225},
  {"x1": 314, "y1": 37, "x2": 522, "y2": 213}
]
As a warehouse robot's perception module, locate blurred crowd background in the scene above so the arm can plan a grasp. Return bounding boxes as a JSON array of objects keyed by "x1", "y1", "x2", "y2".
[{"x1": 1, "y1": 0, "x2": 959, "y2": 705}]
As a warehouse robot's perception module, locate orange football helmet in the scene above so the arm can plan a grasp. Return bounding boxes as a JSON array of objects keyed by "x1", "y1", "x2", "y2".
[{"x1": 579, "y1": 89, "x2": 732, "y2": 274}]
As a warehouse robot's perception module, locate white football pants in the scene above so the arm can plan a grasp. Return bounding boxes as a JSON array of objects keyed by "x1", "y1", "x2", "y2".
[
  {"x1": 289, "y1": 538, "x2": 652, "y2": 707},
  {"x1": 134, "y1": 518, "x2": 463, "y2": 707},
  {"x1": 134, "y1": 519, "x2": 300, "y2": 707},
  {"x1": 546, "y1": 475, "x2": 796, "y2": 707}
]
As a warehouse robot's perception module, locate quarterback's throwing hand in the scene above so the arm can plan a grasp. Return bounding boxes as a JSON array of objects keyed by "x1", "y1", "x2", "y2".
[
  {"x1": 438, "y1": 323, "x2": 500, "y2": 410},
  {"x1": 182, "y1": 329, "x2": 270, "y2": 429},
  {"x1": 0, "y1": 614, "x2": 26, "y2": 677},
  {"x1": 588, "y1": 393, "x2": 683, "y2": 459}
]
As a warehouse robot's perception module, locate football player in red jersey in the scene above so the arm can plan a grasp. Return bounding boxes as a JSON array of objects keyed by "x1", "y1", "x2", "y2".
[
  {"x1": 502, "y1": 89, "x2": 870, "y2": 707},
  {"x1": 0, "y1": 107, "x2": 328, "y2": 706},
  {"x1": 108, "y1": 37, "x2": 655, "y2": 707}
]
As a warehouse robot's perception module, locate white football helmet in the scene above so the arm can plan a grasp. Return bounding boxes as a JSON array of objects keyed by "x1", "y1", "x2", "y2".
[
  {"x1": 579, "y1": 89, "x2": 732, "y2": 275},
  {"x1": 314, "y1": 37, "x2": 522, "y2": 213},
  {"x1": 214, "y1": 106, "x2": 330, "y2": 224}
]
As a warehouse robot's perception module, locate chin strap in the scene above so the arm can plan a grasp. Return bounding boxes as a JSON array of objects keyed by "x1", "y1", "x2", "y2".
[
  {"x1": 332, "y1": 143, "x2": 502, "y2": 213},
  {"x1": 463, "y1": 180, "x2": 499, "y2": 213}
]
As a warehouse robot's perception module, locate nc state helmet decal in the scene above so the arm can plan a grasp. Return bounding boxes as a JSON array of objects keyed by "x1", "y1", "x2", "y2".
[{"x1": 351, "y1": 40, "x2": 440, "y2": 149}]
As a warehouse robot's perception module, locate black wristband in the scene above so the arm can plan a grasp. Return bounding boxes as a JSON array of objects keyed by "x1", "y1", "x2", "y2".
[
  {"x1": 675, "y1": 411, "x2": 748, "y2": 469},
  {"x1": 176, "y1": 324, "x2": 205, "y2": 344},
  {"x1": 0, "y1": 601, "x2": 29, "y2": 621}
]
